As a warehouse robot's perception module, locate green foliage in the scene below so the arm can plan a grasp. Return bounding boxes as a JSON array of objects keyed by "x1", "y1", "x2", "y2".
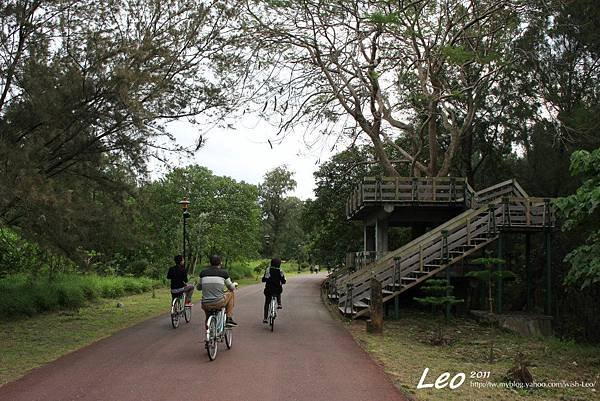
[
  {"x1": 441, "y1": 46, "x2": 476, "y2": 65},
  {"x1": 414, "y1": 278, "x2": 463, "y2": 345},
  {"x1": 138, "y1": 165, "x2": 261, "y2": 270},
  {"x1": 555, "y1": 148, "x2": 600, "y2": 289},
  {"x1": 302, "y1": 147, "x2": 374, "y2": 266},
  {"x1": 367, "y1": 12, "x2": 400, "y2": 25},
  {"x1": 414, "y1": 279, "x2": 463, "y2": 312},
  {"x1": 259, "y1": 166, "x2": 305, "y2": 259},
  {"x1": 0, "y1": 274, "x2": 162, "y2": 318},
  {"x1": 466, "y1": 257, "x2": 512, "y2": 313},
  {"x1": 226, "y1": 261, "x2": 256, "y2": 281}
]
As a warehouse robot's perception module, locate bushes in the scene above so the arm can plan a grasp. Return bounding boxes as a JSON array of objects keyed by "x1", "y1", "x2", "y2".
[
  {"x1": 227, "y1": 261, "x2": 255, "y2": 281},
  {"x1": 0, "y1": 274, "x2": 162, "y2": 318}
]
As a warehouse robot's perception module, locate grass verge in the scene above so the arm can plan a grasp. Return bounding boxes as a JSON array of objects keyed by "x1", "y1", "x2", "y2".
[
  {"x1": 0, "y1": 277, "x2": 264, "y2": 386},
  {"x1": 348, "y1": 310, "x2": 600, "y2": 401},
  {"x1": 0, "y1": 273, "x2": 162, "y2": 318},
  {"x1": 0, "y1": 287, "x2": 173, "y2": 386}
]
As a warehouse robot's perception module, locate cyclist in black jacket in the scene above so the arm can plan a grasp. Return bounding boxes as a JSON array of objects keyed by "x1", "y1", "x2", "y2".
[
  {"x1": 167, "y1": 255, "x2": 194, "y2": 305},
  {"x1": 262, "y1": 258, "x2": 286, "y2": 324}
]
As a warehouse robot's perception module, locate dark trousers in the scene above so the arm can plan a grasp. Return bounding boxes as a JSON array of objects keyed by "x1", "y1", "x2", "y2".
[{"x1": 264, "y1": 293, "x2": 281, "y2": 319}]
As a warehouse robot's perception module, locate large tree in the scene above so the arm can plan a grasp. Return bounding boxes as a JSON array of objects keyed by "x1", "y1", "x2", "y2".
[
  {"x1": 138, "y1": 165, "x2": 261, "y2": 272},
  {"x1": 239, "y1": 0, "x2": 525, "y2": 177},
  {"x1": 258, "y1": 166, "x2": 303, "y2": 258},
  {"x1": 0, "y1": 0, "x2": 243, "y2": 255}
]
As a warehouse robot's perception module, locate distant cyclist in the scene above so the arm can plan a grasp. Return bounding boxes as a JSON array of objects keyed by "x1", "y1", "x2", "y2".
[
  {"x1": 199, "y1": 255, "x2": 238, "y2": 326},
  {"x1": 167, "y1": 255, "x2": 194, "y2": 305},
  {"x1": 262, "y1": 258, "x2": 286, "y2": 324}
]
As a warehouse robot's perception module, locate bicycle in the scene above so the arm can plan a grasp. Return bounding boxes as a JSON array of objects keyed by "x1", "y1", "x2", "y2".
[
  {"x1": 205, "y1": 306, "x2": 233, "y2": 361},
  {"x1": 266, "y1": 295, "x2": 277, "y2": 332},
  {"x1": 170, "y1": 291, "x2": 191, "y2": 329}
]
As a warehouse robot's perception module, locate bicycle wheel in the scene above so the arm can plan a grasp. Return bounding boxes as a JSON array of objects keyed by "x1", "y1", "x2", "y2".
[
  {"x1": 184, "y1": 305, "x2": 192, "y2": 323},
  {"x1": 206, "y1": 317, "x2": 218, "y2": 361},
  {"x1": 225, "y1": 327, "x2": 233, "y2": 349},
  {"x1": 171, "y1": 298, "x2": 180, "y2": 329},
  {"x1": 269, "y1": 299, "x2": 276, "y2": 332}
]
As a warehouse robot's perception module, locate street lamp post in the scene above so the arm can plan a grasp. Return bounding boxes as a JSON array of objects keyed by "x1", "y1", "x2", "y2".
[
  {"x1": 178, "y1": 197, "x2": 191, "y2": 268},
  {"x1": 264, "y1": 234, "x2": 271, "y2": 257}
]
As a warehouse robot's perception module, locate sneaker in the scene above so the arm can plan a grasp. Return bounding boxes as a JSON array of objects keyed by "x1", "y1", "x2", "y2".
[
  {"x1": 226, "y1": 317, "x2": 238, "y2": 327},
  {"x1": 262, "y1": 319, "x2": 268, "y2": 324},
  {"x1": 277, "y1": 304, "x2": 282, "y2": 309}
]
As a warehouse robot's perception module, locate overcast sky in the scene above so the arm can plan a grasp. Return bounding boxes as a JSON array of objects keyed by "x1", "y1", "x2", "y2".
[{"x1": 150, "y1": 118, "x2": 338, "y2": 200}]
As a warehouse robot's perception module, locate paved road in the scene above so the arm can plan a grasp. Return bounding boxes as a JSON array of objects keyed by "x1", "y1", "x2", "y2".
[{"x1": 0, "y1": 273, "x2": 405, "y2": 401}]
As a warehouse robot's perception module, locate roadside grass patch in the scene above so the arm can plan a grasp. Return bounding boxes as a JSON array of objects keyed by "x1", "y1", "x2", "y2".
[
  {"x1": 0, "y1": 279, "x2": 259, "y2": 385},
  {"x1": 0, "y1": 274, "x2": 162, "y2": 318},
  {"x1": 0, "y1": 288, "x2": 173, "y2": 385},
  {"x1": 349, "y1": 310, "x2": 600, "y2": 401}
]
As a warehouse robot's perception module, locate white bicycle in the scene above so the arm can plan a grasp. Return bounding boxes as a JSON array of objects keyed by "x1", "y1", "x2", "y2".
[
  {"x1": 266, "y1": 295, "x2": 277, "y2": 332},
  {"x1": 205, "y1": 306, "x2": 233, "y2": 361}
]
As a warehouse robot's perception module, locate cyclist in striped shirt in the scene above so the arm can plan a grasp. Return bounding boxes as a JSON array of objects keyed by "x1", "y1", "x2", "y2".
[{"x1": 198, "y1": 255, "x2": 238, "y2": 326}]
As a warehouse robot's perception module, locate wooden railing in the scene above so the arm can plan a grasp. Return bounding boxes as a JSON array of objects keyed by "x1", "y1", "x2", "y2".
[
  {"x1": 475, "y1": 179, "x2": 529, "y2": 206},
  {"x1": 345, "y1": 251, "x2": 387, "y2": 272},
  {"x1": 337, "y1": 195, "x2": 555, "y2": 316},
  {"x1": 346, "y1": 177, "x2": 473, "y2": 218}
]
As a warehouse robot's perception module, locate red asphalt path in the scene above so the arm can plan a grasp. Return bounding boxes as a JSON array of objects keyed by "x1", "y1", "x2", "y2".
[{"x1": 0, "y1": 273, "x2": 405, "y2": 401}]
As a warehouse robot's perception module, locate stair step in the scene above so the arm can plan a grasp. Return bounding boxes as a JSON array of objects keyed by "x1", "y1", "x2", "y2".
[
  {"x1": 401, "y1": 277, "x2": 418, "y2": 282},
  {"x1": 353, "y1": 300, "x2": 369, "y2": 308},
  {"x1": 382, "y1": 289, "x2": 394, "y2": 295},
  {"x1": 338, "y1": 306, "x2": 356, "y2": 315}
]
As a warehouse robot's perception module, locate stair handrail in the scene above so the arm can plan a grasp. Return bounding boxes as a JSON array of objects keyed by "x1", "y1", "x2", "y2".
[
  {"x1": 342, "y1": 179, "x2": 533, "y2": 280},
  {"x1": 339, "y1": 203, "x2": 501, "y2": 306},
  {"x1": 338, "y1": 202, "x2": 495, "y2": 287}
]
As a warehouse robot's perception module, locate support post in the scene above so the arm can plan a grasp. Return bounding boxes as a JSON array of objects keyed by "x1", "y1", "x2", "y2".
[
  {"x1": 525, "y1": 233, "x2": 532, "y2": 311},
  {"x1": 496, "y1": 233, "x2": 504, "y2": 314},
  {"x1": 366, "y1": 278, "x2": 383, "y2": 334},
  {"x1": 412, "y1": 177, "x2": 418, "y2": 201},
  {"x1": 394, "y1": 256, "x2": 401, "y2": 320},
  {"x1": 544, "y1": 230, "x2": 552, "y2": 315},
  {"x1": 488, "y1": 204, "x2": 497, "y2": 237},
  {"x1": 346, "y1": 283, "x2": 354, "y2": 316},
  {"x1": 445, "y1": 266, "x2": 452, "y2": 319},
  {"x1": 441, "y1": 229, "x2": 449, "y2": 262}
]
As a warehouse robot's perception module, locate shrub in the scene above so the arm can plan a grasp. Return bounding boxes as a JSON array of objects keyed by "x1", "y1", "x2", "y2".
[
  {"x1": 227, "y1": 262, "x2": 255, "y2": 280},
  {"x1": 0, "y1": 273, "x2": 162, "y2": 318}
]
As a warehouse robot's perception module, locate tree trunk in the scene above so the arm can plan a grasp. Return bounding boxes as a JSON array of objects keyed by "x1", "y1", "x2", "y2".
[
  {"x1": 427, "y1": 103, "x2": 438, "y2": 176},
  {"x1": 369, "y1": 129, "x2": 400, "y2": 177},
  {"x1": 366, "y1": 278, "x2": 383, "y2": 334}
]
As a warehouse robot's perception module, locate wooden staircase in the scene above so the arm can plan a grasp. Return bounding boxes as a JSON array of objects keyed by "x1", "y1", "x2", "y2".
[{"x1": 329, "y1": 179, "x2": 555, "y2": 318}]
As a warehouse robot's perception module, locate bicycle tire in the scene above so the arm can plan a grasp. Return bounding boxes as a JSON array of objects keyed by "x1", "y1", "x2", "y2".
[
  {"x1": 171, "y1": 298, "x2": 180, "y2": 329},
  {"x1": 225, "y1": 327, "x2": 233, "y2": 349},
  {"x1": 269, "y1": 298, "x2": 276, "y2": 332},
  {"x1": 206, "y1": 317, "x2": 218, "y2": 361},
  {"x1": 184, "y1": 305, "x2": 191, "y2": 323}
]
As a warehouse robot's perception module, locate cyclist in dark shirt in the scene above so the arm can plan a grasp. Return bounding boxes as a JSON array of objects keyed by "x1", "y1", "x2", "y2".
[
  {"x1": 262, "y1": 257, "x2": 286, "y2": 324},
  {"x1": 167, "y1": 255, "x2": 194, "y2": 305}
]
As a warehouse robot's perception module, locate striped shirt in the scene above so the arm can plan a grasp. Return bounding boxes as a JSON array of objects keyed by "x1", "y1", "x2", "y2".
[{"x1": 199, "y1": 266, "x2": 235, "y2": 304}]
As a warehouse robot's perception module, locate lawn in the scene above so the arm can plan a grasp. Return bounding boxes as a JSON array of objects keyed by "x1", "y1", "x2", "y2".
[{"x1": 348, "y1": 310, "x2": 600, "y2": 401}]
